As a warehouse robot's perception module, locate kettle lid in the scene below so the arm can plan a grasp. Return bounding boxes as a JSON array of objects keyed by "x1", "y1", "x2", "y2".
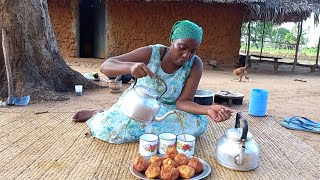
[
  {"x1": 135, "y1": 86, "x2": 159, "y2": 98},
  {"x1": 226, "y1": 128, "x2": 252, "y2": 141}
]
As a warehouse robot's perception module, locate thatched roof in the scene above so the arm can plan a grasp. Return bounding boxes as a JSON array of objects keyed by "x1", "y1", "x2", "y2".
[
  {"x1": 245, "y1": 0, "x2": 319, "y2": 24},
  {"x1": 131, "y1": 0, "x2": 320, "y2": 24}
]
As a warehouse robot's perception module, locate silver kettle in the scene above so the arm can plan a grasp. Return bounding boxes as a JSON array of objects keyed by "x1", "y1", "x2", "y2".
[
  {"x1": 216, "y1": 112, "x2": 260, "y2": 171},
  {"x1": 120, "y1": 76, "x2": 176, "y2": 124}
]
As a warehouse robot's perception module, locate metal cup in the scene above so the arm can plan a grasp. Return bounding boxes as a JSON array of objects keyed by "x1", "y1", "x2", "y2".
[
  {"x1": 176, "y1": 134, "x2": 196, "y2": 156},
  {"x1": 139, "y1": 133, "x2": 158, "y2": 157},
  {"x1": 158, "y1": 133, "x2": 176, "y2": 154},
  {"x1": 75, "y1": 85, "x2": 83, "y2": 96}
]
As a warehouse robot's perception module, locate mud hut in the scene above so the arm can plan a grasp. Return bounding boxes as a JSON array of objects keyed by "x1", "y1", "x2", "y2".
[{"x1": 47, "y1": 0, "x2": 319, "y2": 67}]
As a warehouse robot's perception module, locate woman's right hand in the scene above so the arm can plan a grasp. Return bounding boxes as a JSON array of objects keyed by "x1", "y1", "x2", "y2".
[
  {"x1": 130, "y1": 63, "x2": 155, "y2": 78},
  {"x1": 207, "y1": 105, "x2": 233, "y2": 122}
]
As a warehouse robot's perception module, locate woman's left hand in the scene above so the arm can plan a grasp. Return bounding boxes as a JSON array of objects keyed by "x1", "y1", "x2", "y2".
[{"x1": 207, "y1": 105, "x2": 233, "y2": 122}]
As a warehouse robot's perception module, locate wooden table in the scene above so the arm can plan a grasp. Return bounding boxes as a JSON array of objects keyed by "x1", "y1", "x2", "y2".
[{"x1": 250, "y1": 54, "x2": 282, "y2": 71}]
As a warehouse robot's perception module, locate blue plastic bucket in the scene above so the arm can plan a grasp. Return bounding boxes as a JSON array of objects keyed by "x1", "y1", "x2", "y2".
[{"x1": 248, "y1": 88, "x2": 269, "y2": 116}]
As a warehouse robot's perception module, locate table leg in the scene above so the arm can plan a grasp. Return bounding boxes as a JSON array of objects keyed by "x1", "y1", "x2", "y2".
[
  {"x1": 228, "y1": 98, "x2": 233, "y2": 106},
  {"x1": 274, "y1": 59, "x2": 279, "y2": 71}
]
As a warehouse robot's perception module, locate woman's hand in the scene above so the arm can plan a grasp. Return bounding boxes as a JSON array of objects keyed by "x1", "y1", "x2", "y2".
[
  {"x1": 130, "y1": 63, "x2": 155, "y2": 78},
  {"x1": 207, "y1": 105, "x2": 233, "y2": 122}
]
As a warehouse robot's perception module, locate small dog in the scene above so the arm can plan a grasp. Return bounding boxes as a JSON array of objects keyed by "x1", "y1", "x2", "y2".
[{"x1": 233, "y1": 64, "x2": 249, "y2": 82}]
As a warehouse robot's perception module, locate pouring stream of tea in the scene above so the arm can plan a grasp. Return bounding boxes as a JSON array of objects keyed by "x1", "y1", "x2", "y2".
[{"x1": 175, "y1": 111, "x2": 186, "y2": 141}]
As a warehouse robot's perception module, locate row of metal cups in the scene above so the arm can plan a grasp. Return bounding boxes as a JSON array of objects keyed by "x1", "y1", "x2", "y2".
[{"x1": 139, "y1": 133, "x2": 196, "y2": 157}]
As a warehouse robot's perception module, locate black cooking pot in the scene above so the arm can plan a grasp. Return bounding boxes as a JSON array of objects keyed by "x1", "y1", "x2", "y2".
[
  {"x1": 194, "y1": 89, "x2": 214, "y2": 105},
  {"x1": 108, "y1": 74, "x2": 133, "y2": 84}
]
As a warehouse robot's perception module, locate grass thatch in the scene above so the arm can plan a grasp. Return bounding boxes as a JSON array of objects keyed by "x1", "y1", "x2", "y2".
[
  {"x1": 249, "y1": 0, "x2": 319, "y2": 24},
  {"x1": 125, "y1": 0, "x2": 319, "y2": 24}
]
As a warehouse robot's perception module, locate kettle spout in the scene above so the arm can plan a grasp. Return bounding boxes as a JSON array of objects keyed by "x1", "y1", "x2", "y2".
[
  {"x1": 154, "y1": 110, "x2": 176, "y2": 122},
  {"x1": 235, "y1": 141, "x2": 246, "y2": 165}
]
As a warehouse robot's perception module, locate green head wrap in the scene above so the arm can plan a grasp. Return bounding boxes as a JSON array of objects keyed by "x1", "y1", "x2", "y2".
[{"x1": 169, "y1": 20, "x2": 203, "y2": 43}]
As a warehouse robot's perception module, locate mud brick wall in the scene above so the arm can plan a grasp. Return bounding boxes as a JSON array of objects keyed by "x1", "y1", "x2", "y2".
[
  {"x1": 48, "y1": 1, "x2": 243, "y2": 66},
  {"x1": 48, "y1": 0, "x2": 78, "y2": 57},
  {"x1": 106, "y1": 2, "x2": 243, "y2": 66}
]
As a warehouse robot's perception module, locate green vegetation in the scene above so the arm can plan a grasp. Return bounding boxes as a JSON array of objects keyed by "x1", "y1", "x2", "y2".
[
  {"x1": 241, "y1": 45, "x2": 317, "y2": 56},
  {"x1": 241, "y1": 21, "x2": 319, "y2": 62}
]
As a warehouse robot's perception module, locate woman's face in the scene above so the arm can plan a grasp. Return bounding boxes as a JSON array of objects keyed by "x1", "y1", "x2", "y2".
[{"x1": 170, "y1": 38, "x2": 200, "y2": 66}]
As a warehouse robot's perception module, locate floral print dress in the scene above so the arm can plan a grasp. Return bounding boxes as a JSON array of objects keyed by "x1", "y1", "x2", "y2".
[{"x1": 86, "y1": 44, "x2": 208, "y2": 144}]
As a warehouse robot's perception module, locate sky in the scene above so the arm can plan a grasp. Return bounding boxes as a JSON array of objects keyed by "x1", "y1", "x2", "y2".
[{"x1": 281, "y1": 14, "x2": 320, "y2": 47}]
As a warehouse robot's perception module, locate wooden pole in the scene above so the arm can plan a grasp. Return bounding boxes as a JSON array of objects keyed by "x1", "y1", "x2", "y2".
[
  {"x1": 292, "y1": 21, "x2": 303, "y2": 72},
  {"x1": 245, "y1": 27, "x2": 248, "y2": 54},
  {"x1": 246, "y1": 20, "x2": 251, "y2": 68},
  {"x1": 2, "y1": 29, "x2": 15, "y2": 105},
  {"x1": 259, "y1": 20, "x2": 266, "y2": 61},
  {"x1": 316, "y1": 35, "x2": 320, "y2": 66}
]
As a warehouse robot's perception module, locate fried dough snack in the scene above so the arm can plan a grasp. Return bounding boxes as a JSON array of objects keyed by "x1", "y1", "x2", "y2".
[
  {"x1": 133, "y1": 147, "x2": 204, "y2": 179},
  {"x1": 160, "y1": 165, "x2": 179, "y2": 180},
  {"x1": 145, "y1": 164, "x2": 161, "y2": 179},
  {"x1": 188, "y1": 157, "x2": 204, "y2": 173},
  {"x1": 165, "y1": 146, "x2": 179, "y2": 159},
  {"x1": 133, "y1": 156, "x2": 150, "y2": 171},
  {"x1": 177, "y1": 165, "x2": 195, "y2": 179},
  {"x1": 174, "y1": 153, "x2": 189, "y2": 166},
  {"x1": 162, "y1": 158, "x2": 178, "y2": 168},
  {"x1": 150, "y1": 155, "x2": 165, "y2": 166}
]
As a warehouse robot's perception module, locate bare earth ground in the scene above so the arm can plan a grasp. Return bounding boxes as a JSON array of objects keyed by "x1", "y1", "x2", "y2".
[{"x1": 1, "y1": 57, "x2": 320, "y2": 153}]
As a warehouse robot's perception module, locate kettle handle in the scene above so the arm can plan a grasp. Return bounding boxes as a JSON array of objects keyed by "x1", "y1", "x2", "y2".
[
  {"x1": 235, "y1": 112, "x2": 249, "y2": 141},
  {"x1": 132, "y1": 75, "x2": 168, "y2": 99}
]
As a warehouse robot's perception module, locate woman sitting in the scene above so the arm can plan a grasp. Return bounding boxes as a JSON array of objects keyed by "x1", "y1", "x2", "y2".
[{"x1": 73, "y1": 20, "x2": 233, "y2": 144}]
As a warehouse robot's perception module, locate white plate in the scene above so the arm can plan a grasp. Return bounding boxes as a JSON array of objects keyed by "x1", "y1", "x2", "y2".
[{"x1": 130, "y1": 156, "x2": 212, "y2": 180}]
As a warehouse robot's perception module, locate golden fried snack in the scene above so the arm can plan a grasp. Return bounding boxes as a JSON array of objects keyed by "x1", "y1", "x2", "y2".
[
  {"x1": 133, "y1": 156, "x2": 150, "y2": 172},
  {"x1": 145, "y1": 164, "x2": 161, "y2": 179},
  {"x1": 177, "y1": 165, "x2": 195, "y2": 179},
  {"x1": 149, "y1": 155, "x2": 165, "y2": 166},
  {"x1": 160, "y1": 166, "x2": 179, "y2": 180},
  {"x1": 188, "y1": 157, "x2": 204, "y2": 173},
  {"x1": 165, "y1": 146, "x2": 179, "y2": 160},
  {"x1": 174, "y1": 153, "x2": 190, "y2": 166},
  {"x1": 162, "y1": 158, "x2": 179, "y2": 168}
]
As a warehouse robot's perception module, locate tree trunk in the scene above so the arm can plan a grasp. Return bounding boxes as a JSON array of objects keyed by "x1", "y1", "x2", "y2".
[
  {"x1": 0, "y1": 0, "x2": 99, "y2": 101},
  {"x1": 292, "y1": 21, "x2": 303, "y2": 72}
]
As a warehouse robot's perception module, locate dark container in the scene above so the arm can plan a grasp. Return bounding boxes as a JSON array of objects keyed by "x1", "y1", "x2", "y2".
[
  {"x1": 120, "y1": 74, "x2": 133, "y2": 84},
  {"x1": 194, "y1": 89, "x2": 214, "y2": 105},
  {"x1": 214, "y1": 90, "x2": 244, "y2": 106},
  {"x1": 214, "y1": 96, "x2": 243, "y2": 105},
  {"x1": 108, "y1": 74, "x2": 133, "y2": 84}
]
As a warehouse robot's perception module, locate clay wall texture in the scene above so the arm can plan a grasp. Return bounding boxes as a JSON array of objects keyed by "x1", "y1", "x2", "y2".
[
  {"x1": 48, "y1": 0, "x2": 78, "y2": 57},
  {"x1": 106, "y1": 2, "x2": 243, "y2": 65},
  {"x1": 48, "y1": 1, "x2": 243, "y2": 65}
]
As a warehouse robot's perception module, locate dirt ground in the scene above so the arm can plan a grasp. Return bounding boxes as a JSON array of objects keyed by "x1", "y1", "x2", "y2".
[{"x1": 1, "y1": 57, "x2": 320, "y2": 153}]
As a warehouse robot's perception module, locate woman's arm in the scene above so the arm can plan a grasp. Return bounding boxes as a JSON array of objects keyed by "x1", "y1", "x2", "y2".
[
  {"x1": 176, "y1": 56, "x2": 233, "y2": 122},
  {"x1": 100, "y1": 46, "x2": 155, "y2": 78},
  {"x1": 176, "y1": 56, "x2": 206, "y2": 114}
]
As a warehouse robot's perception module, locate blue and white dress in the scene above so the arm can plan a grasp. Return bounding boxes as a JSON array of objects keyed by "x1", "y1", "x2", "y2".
[{"x1": 86, "y1": 44, "x2": 209, "y2": 144}]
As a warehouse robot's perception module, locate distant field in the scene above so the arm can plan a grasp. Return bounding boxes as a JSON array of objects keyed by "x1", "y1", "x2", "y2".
[{"x1": 240, "y1": 46, "x2": 319, "y2": 65}]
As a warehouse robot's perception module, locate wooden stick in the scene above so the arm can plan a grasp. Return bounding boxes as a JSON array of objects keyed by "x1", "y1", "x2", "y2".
[
  {"x1": 2, "y1": 28, "x2": 15, "y2": 105},
  {"x1": 316, "y1": 35, "x2": 319, "y2": 66}
]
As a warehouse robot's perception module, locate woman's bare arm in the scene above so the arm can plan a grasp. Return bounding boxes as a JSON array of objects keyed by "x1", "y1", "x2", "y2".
[
  {"x1": 100, "y1": 46, "x2": 155, "y2": 78},
  {"x1": 176, "y1": 57, "x2": 233, "y2": 121},
  {"x1": 176, "y1": 56, "x2": 207, "y2": 114}
]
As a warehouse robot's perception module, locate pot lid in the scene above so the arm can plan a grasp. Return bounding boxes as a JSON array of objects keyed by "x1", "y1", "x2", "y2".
[
  {"x1": 215, "y1": 90, "x2": 244, "y2": 98},
  {"x1": 135, "y1": 86, "x2": 159, "y2": 99},
  {"x1": 226, "y1": 128, "x2": 252, "y2": 141}
]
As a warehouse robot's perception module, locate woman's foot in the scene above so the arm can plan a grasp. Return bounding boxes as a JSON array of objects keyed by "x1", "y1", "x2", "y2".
[{"x1": 72, "y1": 110, "x2": 103, "y2": 122}]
